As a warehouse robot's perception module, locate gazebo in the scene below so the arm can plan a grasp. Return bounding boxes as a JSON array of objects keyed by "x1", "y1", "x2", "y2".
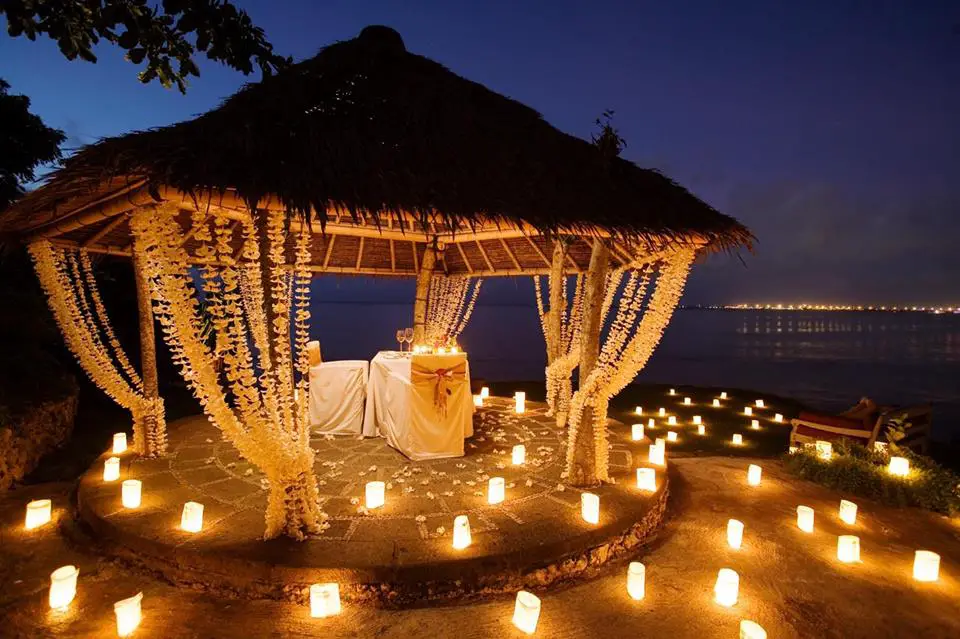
[{"x1": 2, "y1": 26, "x2": 750, "y2": 541}]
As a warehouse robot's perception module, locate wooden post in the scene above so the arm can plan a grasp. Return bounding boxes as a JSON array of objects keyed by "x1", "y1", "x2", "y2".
[
  {"x1": 412, "y1": 240, "x2": 437, "y2": 344},
  {"x1": 545, "y1": 241, "x2": 565, "y2": 363},
  {"x1": 567, "y1": 239, "x2": 610, "y2": 486},
  {"x1": 131, "y1": 247, "x2": 163, "y2": 456},
  {"x1": 544, "y1": 240, "x2": 566, "y2": 417}
]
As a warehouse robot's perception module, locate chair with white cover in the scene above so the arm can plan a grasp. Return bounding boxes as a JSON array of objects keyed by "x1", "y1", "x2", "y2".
[
  {"x1": 309, "y1": 359, "x2": 368, "y2": 435},
  {"x1": 380, "y1": 353, "x2": 471, "y2": 460}
]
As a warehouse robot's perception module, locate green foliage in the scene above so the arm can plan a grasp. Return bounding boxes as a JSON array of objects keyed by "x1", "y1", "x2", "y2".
[
  {"x1": 783, "y1": 441, "x2": 960, "y2": 516},
  {"x1": 1, "y1": 0, "x2": 289, "y2": 92},
  {"x1": 0, "y1": 79, "x2": 65, "y2": 212}
]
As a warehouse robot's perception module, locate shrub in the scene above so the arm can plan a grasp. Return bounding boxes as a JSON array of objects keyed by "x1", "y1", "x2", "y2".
[{"x1": 783, "y1": 440, "x2": 960, "y2": 517}]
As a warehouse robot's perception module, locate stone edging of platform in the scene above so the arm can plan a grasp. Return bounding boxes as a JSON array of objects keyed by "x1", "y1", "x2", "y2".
[{"x1": 75, "y1": 473, "x2": 668, "y2": 607}]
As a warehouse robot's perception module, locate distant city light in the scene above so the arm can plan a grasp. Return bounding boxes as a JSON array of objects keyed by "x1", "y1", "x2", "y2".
[{"x1": 687, "y1": 303, "x2": 960, "y2": 314}]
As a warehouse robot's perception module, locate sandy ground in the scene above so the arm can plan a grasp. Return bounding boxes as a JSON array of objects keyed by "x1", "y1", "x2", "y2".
[{"x1": 3, "y1": 458, "x2": 959, "y2": 638}]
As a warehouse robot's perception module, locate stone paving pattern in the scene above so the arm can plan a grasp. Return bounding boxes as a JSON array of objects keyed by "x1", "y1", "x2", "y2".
[{"x1": 77, "y1": 398, "x2": 665, "y2": 595}]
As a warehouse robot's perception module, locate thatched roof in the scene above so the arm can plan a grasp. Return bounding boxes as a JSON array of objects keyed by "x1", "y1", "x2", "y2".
[{"x1": 2, "y1": 25, "x2": 751, "y2": 276}]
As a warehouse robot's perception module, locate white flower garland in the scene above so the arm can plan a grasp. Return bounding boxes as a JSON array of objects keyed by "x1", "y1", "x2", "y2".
[
  {"x1": 424, "y1": 275, "x2": 482, "y2": 346},
  {"x1": 131, "y1": 207, "x2": 326, "y2": 540},
  {"x1": 28, "y1": 240, "x2": 165, "y2": 456},
  {"x1": 564, "y1": 247, "x2": 696, "y2": 482}
]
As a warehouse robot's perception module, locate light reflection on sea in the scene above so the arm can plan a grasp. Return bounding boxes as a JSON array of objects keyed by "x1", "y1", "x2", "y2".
[{"x1": 313, "y1": 300, "x2": 960, "y2": 442}]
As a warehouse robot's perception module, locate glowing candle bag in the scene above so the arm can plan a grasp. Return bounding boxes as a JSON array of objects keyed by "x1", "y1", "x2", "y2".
[
  {"x1": 514, "y1": 392, "x2": 526, "y2": 414},
  {"x1": 452, "y1": 515, "x2": 472, "y2": 549},
  {"x1": 839, "y1": 500, "x2": 857, "y2": 525},
  {"x1": 114, "y1": 592, "x2": 143, "y2": 637},
  {"x1": 25, "y1": 499, "x2": 51, "y2": 529},
  {"x1": 837, "y1": 535, "x2": 860, "y2": 563},
  {"x1": 648, "y1": 442, "x2": 665, "y2": 466},
  {"x1": 581, "y1": 492, "x2": 600, "y2": 524},
  {"x1": 365, "y1": 481, "x2": 385, "y2": 509},
  {"x1": 627, "y1": 562, "x2": 646, "y2": 600},
  {"x1": 121, "y1": 480, "x2": 142, "y2": 509},
  {"x1": 512, "y1": 591, "x2": 541, "y2": 634},
  {"x1": 913, "y1": 550, "x2": 940, "y2": 582},
  {"x1": 714, "y1": 568, "x2": 739, "y2": 607},
  {"x1": 180, "y1": 501, "x2": 204, "y2": 532},
  {"x1": 797, "y1": 506, "x2": 814, "y2": 532},
  {"x1": 747, "y1": 464, "x2": 762, "y2": 486},
  {"x1": 112, "y1": 432, "x2": 127, "y2": 454},
  {"x1": 103, "y1": 457, "x2": 121, "y2": 481},
  {"x1": 512, "y1": 445, "x2": 526, "y2": 465},
  {"x1": 488, "y1": 477, "x2": 505, "y2": 505},
  {"x1": 888, "y1": 456, "x2": 909, "y2": 476},
  {"x1": 740, "y1": 620, "x2": 767, "y2": 639},
  {"x1": 727, "y1": 519, "x2": 744, "y2": 549},
  {"x1": 310, "y1": 583, "x2": 341, "y2": 617},
  {"x1": 816, "y1": 440, "x2": 833, "y2": 461},
  {"x1": 48, "y1": 565, "x2": 78, "y2": 610},
  {"x1": 636, "y1": 468, "x2": 656, "y2": 492}
]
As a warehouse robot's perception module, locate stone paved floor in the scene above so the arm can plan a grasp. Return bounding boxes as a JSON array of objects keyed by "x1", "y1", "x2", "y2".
[
  {"x1": 5, "y1": 458, "x2": 959, "y2": 638},
  {"x1": 77, "y1": 398, "x2": 662, "y2": 586}
]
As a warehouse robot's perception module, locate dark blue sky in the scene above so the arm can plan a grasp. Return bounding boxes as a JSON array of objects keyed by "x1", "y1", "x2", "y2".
[{"x1": 2, "y1": 1, "x2": 958, "y2": 304}]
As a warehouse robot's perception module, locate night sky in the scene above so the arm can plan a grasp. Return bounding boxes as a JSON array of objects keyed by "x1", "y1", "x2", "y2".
[{"x1": 2, "y1": 1, "x2": 958, "y2": 305}]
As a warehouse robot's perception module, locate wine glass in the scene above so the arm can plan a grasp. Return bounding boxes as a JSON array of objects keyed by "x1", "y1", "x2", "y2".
[
  {"x1": 395, "y1": 329, "x2": 405, "y2": 352},
  {"x1": 404, "y1": 327, "x2": 414, "y2": 352}
]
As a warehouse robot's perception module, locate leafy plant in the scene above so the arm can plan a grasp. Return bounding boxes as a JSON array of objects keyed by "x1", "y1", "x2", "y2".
[
  {"x1": 1, "y1": 0, "x2": 290, "y2": 92},
  {"x1": 783, "y1": 441, "x2": 960, "y2": 516},
  {"x1": 0, "y1": 79, "x2": 65, "y2": 212}
]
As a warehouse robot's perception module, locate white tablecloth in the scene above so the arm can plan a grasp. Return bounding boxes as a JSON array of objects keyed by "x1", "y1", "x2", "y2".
[
  {"x1": 309, "y1": 360, "x2": 368, "y2": 434},
  {"x1": 363, "y1": 351, "x2": 473, "y2": 460}
]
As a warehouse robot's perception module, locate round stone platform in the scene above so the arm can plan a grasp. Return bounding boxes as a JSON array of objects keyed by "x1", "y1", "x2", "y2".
[{"x1": 77, "y1": 397, "x2": 667, "y2": 606}]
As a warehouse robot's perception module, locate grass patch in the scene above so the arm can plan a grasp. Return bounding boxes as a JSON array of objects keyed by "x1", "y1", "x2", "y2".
[
  {"x1": 483, "y1": 381, "x2": 803, "y2": 458},
  {"x1": 783, "y1": 442, "x2": 960, "y2": 516}
]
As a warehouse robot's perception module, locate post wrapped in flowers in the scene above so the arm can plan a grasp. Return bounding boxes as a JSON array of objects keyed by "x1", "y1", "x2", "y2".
[
  {"x1": 130, "y1": 207, "x2": 325, "y2": 540},
  {"x1": 565, "y1": 247, "x2": 697, "y2": 485}
]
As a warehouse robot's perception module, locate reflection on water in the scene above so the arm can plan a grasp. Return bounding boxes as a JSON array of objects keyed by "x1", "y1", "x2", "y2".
[{"x1": 313, "y1": 301, "x2": 960, "y2": 441}]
